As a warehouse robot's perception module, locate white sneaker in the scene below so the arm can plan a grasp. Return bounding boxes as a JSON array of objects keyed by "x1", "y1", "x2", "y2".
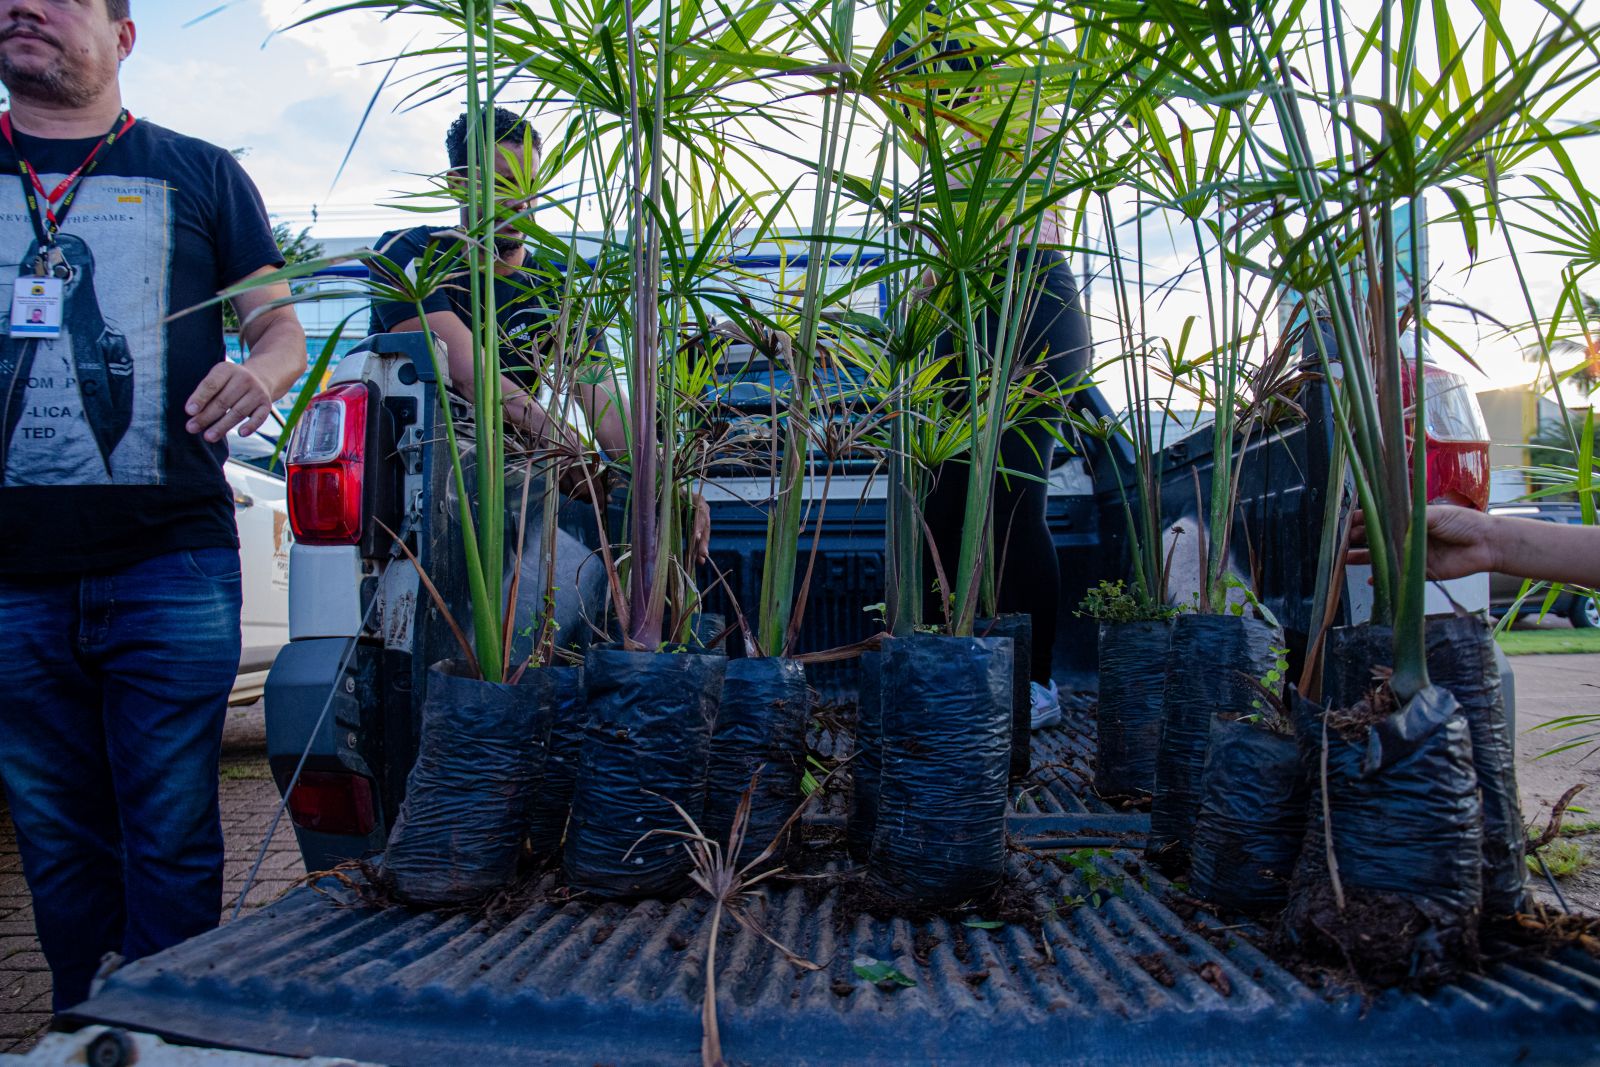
[{"x1": 1030, "y1": 680, "x2": 1062, "y2": 729}]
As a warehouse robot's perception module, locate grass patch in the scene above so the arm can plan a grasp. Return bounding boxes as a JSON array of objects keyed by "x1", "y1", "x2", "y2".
[
  {"x1": 1562, "y1": 820, "x2": 1600, "y2": 837},
  {"x1": 1528, "y1": 839, "x2": 1592, "y2": 880},
  {"x1": 1495, "y1": 628, "x2": 1600, "y2": 656},
  {"x1": 219, "y1": 759, "x2": 272, "y2": 781}
]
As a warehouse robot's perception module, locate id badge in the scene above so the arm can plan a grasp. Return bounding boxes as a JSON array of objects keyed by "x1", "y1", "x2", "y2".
[{"x1": 11, "y1": 276, "x2": 62, "y2": 339}]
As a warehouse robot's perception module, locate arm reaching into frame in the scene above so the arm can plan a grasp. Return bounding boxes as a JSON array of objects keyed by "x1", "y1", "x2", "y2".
[{"x1": 1351, "y1": 504, "x2": 1600, "y2": 588}]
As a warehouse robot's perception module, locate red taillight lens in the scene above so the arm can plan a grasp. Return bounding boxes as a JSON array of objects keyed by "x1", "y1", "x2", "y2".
[
  {"x1": 287, "y1": 770, "x2": 377, "y2": 836},
  {"x1": 1398, "y1": 363, "x2": 1491, "y2": 510},
  {"x1": 287, "y1": 383, "x2": 369, "y2": 545},
  {"x1": 1419, "y1": 365, "x2": 1490, "y2": 443}
]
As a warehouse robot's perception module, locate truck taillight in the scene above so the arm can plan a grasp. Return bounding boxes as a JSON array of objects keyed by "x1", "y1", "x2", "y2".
[
  {"x1": 287, "y1": 770, "x2": 377, "y2": 836},
  {"x1": 1418, "y1": 364, "x2": 1490, "y2": 444},
  {"x1": 287, "y1": 383, "x2": 369, "y2": 545},
  {"x1": 1403, "y1": 363, "x2": 1491, "y2": 511}
]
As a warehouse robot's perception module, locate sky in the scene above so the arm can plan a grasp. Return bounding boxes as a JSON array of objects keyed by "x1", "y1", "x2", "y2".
[
  {"x1": 120, "y1": 2, "x2": 451, "y2": 236},
  {"x1": 111, "y1": 1, "x2": 1600, "y2": 402}
]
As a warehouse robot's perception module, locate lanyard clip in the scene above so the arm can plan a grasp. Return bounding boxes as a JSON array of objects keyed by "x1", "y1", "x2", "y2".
[{"x1": 33, "y1": 246, "x2": 67, "y2": 280}]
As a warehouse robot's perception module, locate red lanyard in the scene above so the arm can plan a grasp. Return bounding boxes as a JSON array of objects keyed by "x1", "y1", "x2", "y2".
[{"x1": 0, "y1": 109, "x2": 136, "y2": 257}]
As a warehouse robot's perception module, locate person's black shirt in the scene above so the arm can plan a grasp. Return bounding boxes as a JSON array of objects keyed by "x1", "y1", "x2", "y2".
[
  {"x1": 0, "y1": 120, "x2": 283, "y2": 574},
  {"x1": 369, "y1": 226, "x2": 606, "y2": 392}
]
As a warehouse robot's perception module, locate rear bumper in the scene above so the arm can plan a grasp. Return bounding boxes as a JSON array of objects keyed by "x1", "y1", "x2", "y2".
[{"x1": 263, "y1": 637, "x2": 388, "y2": 871}]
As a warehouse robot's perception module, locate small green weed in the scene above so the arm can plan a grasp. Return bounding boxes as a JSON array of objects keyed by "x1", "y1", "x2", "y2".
[
  {"x1": 219, "y1": 760, "x2": 271, "y2": 781},
  {"x1": 1528, "y1": 839, "x2": 1591, "y2": 879},
  {"x1": 1076, "y1": 580, "x2": 1179, "y2": 623},
  {"x1": 1057, "y1": 848, "x2": 1126, "y2": 906},
  {"x1": 799, "y1": 755, "x2": 831, "y2": 797},
  {"x1": 853, "y1": 956, "x2": 917, "y2": 988},
  {"x1": 1222, "y1": 575, "x2": 1281, "y2": 628}
]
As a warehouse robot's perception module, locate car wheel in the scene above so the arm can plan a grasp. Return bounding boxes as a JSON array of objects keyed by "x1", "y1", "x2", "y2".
[{"x1": 1569, "y1": 595, "x2": 1600, "y2": 629}]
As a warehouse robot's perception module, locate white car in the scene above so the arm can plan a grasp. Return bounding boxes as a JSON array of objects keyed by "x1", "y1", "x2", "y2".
[{"x1": 226, "y1": 427, "x2": 292, "y2": 704}]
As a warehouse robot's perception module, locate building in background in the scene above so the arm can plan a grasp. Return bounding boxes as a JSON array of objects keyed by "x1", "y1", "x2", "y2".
[{"x1": 225, "y1": 236, "x2": 375, "y2": 420}]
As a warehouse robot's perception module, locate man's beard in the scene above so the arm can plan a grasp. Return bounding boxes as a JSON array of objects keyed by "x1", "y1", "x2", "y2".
[
  {"x1": 494, "y1": 234, "x2": 523, "y2": 258},
  {"x1": 0, "y1": 43, "x2": 99, "y2": 108}
]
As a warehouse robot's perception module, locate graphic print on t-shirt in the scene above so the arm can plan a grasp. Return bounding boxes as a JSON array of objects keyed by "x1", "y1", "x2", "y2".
[{"x1": 0, "y1": 175, "x2": 169, "y2": 487}]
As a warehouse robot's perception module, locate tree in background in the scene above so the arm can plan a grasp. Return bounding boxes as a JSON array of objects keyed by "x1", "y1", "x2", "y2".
[{"x1": 223, "y1": 149, "x2": 324, "y2": 334}]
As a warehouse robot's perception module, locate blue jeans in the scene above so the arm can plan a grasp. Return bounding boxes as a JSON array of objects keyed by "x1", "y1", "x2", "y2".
[{"x1": 0, "y1": 547, "x2": 241, "y2": 1012}]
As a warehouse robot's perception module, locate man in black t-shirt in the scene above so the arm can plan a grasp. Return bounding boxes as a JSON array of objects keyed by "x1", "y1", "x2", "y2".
[
  {"x1": 370, "y1": 108, "x2": 709, "y2": 566},
  {"x1": 370, "y1": 108, "x2": 629, "y2": 461},
  {"x1": 0, "y1": 1, "x2": 307, "y2": 1011}
]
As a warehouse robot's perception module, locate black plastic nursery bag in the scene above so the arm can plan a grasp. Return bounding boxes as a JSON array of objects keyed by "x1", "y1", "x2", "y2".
[
  {"x1": 563, "y1": 647, "x2": 723, "y2": 899},
  {"x1": 1149, "y1": 613, "x2": 1281, "y2": 871},
  {"x1": 380, "y1": 660, "x2": 550, "y2": 907},
  {"x1": 1284, "y1": 680, "x2": 1483, "y2": 986},
  {"x1": 846, "y1": 649, "x2": 884, "y2": 862},
  {"x1": 870, "y1": 634, "x2": 1012, "y2": 905},
  {"x1": 702, "y1": 657, "x2": 813, "y2": 855},
  {"x1": 978, "y1": 614, "x2": 1032, "y2": 782},
  {"x1": 1094, "y1": 619, "x2": 1173, "y2": 797},
  {"x1": 1190, "y1": 716, "x2": 1307, "y2": 913},
  {"x1": 1321, "y1": 619, "x2": 1524, "y2": 916},
  {"x1": 525, "y1": 665, "x2": 586, "y2": 859}
]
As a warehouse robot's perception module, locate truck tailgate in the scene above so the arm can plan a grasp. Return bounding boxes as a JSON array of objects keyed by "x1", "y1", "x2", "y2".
[{"x1": 70, "y1": 712, "x2": 1600, "y2": 1066}]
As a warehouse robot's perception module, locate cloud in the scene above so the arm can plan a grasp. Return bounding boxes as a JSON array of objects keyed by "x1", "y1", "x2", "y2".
[{"x1": 121, "y1": 3, "x2": 460, "y2": 236}]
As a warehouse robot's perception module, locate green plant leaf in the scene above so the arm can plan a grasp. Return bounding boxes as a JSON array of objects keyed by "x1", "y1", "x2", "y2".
[{"x1": 852, "y1": 956, "x2": 917, "y2": 988}]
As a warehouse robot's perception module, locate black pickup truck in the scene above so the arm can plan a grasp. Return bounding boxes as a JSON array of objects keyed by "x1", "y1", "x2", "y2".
[{"x1": 55, "y1": 329, "x2": 1600, "y2": 1066}]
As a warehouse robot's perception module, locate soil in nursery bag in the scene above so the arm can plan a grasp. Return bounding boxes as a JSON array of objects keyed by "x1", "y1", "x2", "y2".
[
  {"x1": 526, "y1": 665, "x2": 587, "y2": 860},
  {"x1": 1322, "y1": 618, "x2": 1525, "y2": 917},
  {"x1": 1190, "y1": 715, "x2": 1307, "y2": 914},
  {"x1": 563, "y1": 648, "x2": 723, "y2": 899},
  {"x1": 702, "y1": 657, "x2": 813, "y2": 856},
  {"x1": 846, "y1": 650, "x2": 883, "y2": 862},
  {"x1": 978, "y1": 614, "x2": 1031, "y2": 782},
  {"x1": 870, "y1": 634, "x2": 1012, "y2": 906},
  {"x1": 1282, "y1": 682, "x2": 1483, "y2": 987},
  {"x1": 1094, "y1": 619, "x2": 1172, "y2": 798},
  {"x1": 379, "y1": 660, "x2": 550, "y2": 907},
  {"x1": 1149, "y1": 614, "x2": 1280, "y2": 873}
]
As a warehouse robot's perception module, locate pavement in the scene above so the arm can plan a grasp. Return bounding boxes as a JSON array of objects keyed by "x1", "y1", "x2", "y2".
[
  {"x1": 0, "y1": 657, "x2": 1596, "y2": 1056},
  {"x1": 1510, "y1": 654, "x2": 1600, "y2": 914},
  {"x1": 0, "y1": 701, "x2": 303, "y2": 1055}
]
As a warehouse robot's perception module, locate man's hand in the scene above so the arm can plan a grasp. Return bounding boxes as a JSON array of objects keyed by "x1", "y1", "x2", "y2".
[
  {"x1": 185, "y1": 361, "x2": 275, "y2": 442},
  {"x1": 205, "y1": 268, "x2": 306, "y2": 442},
  {"x1": 557, "y1": 452, "x2": 611, "y2": 506},
  {"x1": 1349, "y1": 504, "x2": 1499, "y2": 581}
]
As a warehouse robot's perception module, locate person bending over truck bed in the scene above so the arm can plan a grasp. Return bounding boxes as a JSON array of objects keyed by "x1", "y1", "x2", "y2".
[
  {"x1": 370, "y1": 108, "x2": 627, "y2": 466},
  {"x1": 369, "y1": 108, "x2": 709, "y2": 564},
  {"x1": 369, "y1": 109, "x2": 707, "y2": 654},
  {"x1": 907, "y1": 34, "x2": 1092, "y2": 730}
]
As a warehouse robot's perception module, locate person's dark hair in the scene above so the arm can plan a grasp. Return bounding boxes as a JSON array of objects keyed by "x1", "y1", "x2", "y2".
[
  {"x1": 107, "y1": 0, "x2": 130, "y2": 20},
  {"x1": 446, "y1": 108, "x2": 542, "y2": 170}
]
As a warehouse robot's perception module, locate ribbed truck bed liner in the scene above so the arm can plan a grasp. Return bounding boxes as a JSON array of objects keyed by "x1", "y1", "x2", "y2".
[{"x1": 72, "y1": 714, "x2": 1600, "y2": 1066}]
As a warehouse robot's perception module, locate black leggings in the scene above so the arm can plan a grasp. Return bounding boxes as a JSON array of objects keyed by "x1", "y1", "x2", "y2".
[{"x1": 922, "y1": 251, "x2": 1091, "y2": 683}]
